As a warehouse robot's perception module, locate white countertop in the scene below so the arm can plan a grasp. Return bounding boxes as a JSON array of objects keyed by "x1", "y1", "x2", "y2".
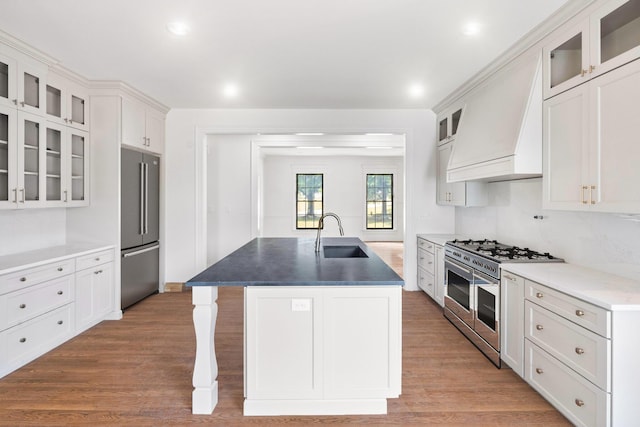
[
  {"x1": 417, "y1": 234, "x2": 463, "y2": 246},
  {"x1": 501, "y1": 263, "x2": 640, "y2": 311},
  {"x1": 0, "y1": 242, "x2": 116, "y2": 275}
]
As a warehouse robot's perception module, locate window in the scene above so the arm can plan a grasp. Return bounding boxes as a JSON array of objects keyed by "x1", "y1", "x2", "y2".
[
  {"x1": 296, "y1": 173, "x2": 323, "y2": 229},
  {"x1": 366, "y1": 174, "x2": 393, "y2": 229}
]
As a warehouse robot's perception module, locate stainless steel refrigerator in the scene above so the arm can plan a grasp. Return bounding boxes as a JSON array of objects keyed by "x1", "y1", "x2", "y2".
[{"x1": 121, "y1": 147, "x2": 160, "y2": 309}]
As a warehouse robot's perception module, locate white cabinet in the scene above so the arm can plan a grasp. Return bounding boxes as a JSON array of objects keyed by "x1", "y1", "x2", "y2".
[
  {"x1": 0, "y1": 258, "x2": 75, "y2": 378},
  {"x1": 75, "y1": 249, "x2": 115, "y2": 333},
  {"x1": 0, "y1": 51, "x2": 46, "y2": 116},
  {"x1": 500, "y1": 270, "x2": 525, "y2": 378},
  {"x1": 244, "y1": 286, "x2": 401, "y2": 414},
  {"x1": 44, "y1": 122, "x2": 89, "y2": 207},
  {"x1": 544, "y1": 0, "x2": 640, "y2": 99},
  {"x1": 436, "y1": 142, "x2": 487, "y2": 206},
  {"x1": 122, "y1": 96, "x2": 164, "y2": 154},
  {"x1": 501, "y1": 264, "x2": 640, "y2": 427},
  {"x1": 0, "y1": 245, "x2": 116, "y2": 379},
  {"x1": 543, "y1": 58, "x2": 640, "y2": 213},
  {"x1": 417, "y1": 237, "x2": 445, "y2": 306},
  {"x1": 437, "y1": 105, "x2": 463, "y2": 145},
  {"x1": 46, "y1": 73, "x2": 89, "y2": 132}
]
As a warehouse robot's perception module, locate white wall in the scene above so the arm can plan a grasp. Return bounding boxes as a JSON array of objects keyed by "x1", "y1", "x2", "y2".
[
  {"x1": 165, "y1": 109, "x2": 454, "y2": 290},
  {"x1": 261, "y1": 154, "x2": 404, "y2": 241},
  {"x1": 206, "y1": 134, "x2": 252, "y2": 265},
  {"x1": 456, "y1": 178, "x2": 640, "y2": 281},
  {"x1": 0, "y1": 209, "x2": 66, "y2": 256}
]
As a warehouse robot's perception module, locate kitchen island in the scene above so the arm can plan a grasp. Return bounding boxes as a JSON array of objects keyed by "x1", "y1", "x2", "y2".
[{"x1": 186, "y1": 237, "x2": 403, "y2": 416}]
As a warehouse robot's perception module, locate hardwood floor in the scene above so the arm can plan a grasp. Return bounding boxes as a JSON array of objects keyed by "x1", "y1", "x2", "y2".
[{"x1": 0, "y1": 243, "x2": 570, "y2": 426}]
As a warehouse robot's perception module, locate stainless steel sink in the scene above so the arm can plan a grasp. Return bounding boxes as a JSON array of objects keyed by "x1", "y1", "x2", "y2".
[{"x1": 322, "y1": 245, "x2": 368, "y2": 258}]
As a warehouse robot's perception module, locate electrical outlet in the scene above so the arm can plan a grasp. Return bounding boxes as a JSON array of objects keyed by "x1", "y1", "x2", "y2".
[{"x1": 291, "y1": 298, "x2": 311, "y2": 312}]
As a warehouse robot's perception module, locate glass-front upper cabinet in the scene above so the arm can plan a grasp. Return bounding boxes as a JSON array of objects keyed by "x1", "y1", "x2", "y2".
[
  {"x1": 45, "y1": 122, "x2": 64, "y2": 204},
  {"x1": 544, "y1": 0, "x2": 640, "y2": 99},
  {"x1": 437, "y1": 105, "x2": 464, "y2": 145},
  {"x1": 0, "y1": 105, "x2": 17, "y2": 208},
  {"x1": 0, "y1": 54, "x2": 17, "y2": 110},
  {"x1": 46, "y1": 73, "x2": 89, "y2": 131},
  {"x1": 17, "y1": 112, "x2": 45, "y2": 208},
  {"x1": 68, "y1": 129, "x2": 88, "y2": 206}
]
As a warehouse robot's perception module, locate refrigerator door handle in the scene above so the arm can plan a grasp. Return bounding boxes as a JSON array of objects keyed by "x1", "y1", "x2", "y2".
[
  {"x1": 144, "y1": 162, "x2": 149, "y2": 235},
  {"x1": 139, "y1": 162, "x2": 145, "y2": 235},
  {"x1": 122, "y1": 244, "x2": 160, "y2": 258}
]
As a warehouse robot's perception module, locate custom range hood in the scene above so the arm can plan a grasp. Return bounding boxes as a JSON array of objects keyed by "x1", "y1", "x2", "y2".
[{"x1": 447, "y1": 52, "x2": 542, "y2": 183}]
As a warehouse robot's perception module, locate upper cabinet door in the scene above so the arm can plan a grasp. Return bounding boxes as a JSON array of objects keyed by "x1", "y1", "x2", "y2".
[
  {"x1": 0, "y1": 104, "x2": 17, "y2": 208},
  {"x1": 543, "y1": 21, "x2": 590, "y2": 99},
  {"x1": 46, "y1": 74, "x2": 90, "y2": 132},
  {"x1": 121, "y1": 96, "x2": 146, "y2": 150},
  {"x1": 145, "y1": 109, "x2": 164, "y2": 154},
  {"x1": 17, "y1": 62, "x2": 46, "y2": 116},
  {"x1": 590, "y1": 0, "x2": 640, "y2": 78},
  {"x1": 0, "y1": 53, "x2": 17, "y2": 110}
]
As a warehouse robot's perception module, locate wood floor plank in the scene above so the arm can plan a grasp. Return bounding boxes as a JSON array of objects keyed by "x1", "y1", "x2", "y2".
[{"x1": 0, "y1": 243, "x2": 570, "y2": 426}]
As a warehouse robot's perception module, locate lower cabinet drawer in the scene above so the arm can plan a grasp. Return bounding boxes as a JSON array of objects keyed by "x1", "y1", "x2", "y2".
[
  {"x1": 525, "y1": 301, "x2": 610, "y2": 391},
  {"x1": 525, "y1": 339, "x2": 610, "y2": 427},
  {"x1": 0, "y1": 276, "x2": 74, "y2": 331},
  {"x1": 417, "y1": 249, "x2": 435, "y2": 274},
  {"x1": 0, "y1": 304, "x2": 74, "y2": 376},
  {"x1": 418, "y1": 268, "x2": 435, "y2": 298}
]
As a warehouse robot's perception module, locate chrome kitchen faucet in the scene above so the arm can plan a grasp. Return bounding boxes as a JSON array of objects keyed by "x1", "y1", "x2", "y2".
[{"x1": 315, "y1": 212, "x2": 344, "y2": 252}]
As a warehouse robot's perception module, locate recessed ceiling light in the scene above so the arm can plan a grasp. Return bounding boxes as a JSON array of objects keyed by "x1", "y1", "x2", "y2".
[
  {"x1": 167, "y1": 22, "x2": 190, "y2": 36},
  {"x1": 408, "y1": 84, "x2": 424, "y2": 98},
  {"x1": 462, "y1": 22, "x2": 481, "y2": 36},
  {"x1": 222, "y1": 83, "x2": 239, "y2": 98},
  {"x1": 295, "y1": 133, "x2": 325, "y2": 136}
]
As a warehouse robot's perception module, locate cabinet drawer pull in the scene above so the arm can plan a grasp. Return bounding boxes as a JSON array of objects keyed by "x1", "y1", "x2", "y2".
[
  {"x1": 535, "y1": 292, "x2": 543, "y2": 298},
  {"x1": 575, "y1": 347, "x2": 585, "y2": 355},
  {"x1": 95, "y1": 257, "x2": 101, "y2": 261},
  {"x1": 428, "y1": 261, "x2": 433, "y2": 265},
  {"x1": 575, "y1": 398, "x2": 585, "y2": 407},
  {"x1": 20, "y1": 277, "x2": 27, "y2": 282},
  {"x1": 57, "y1": 267, "x2": 63, "y2": 272},
  {"x1": 420, "y1": 257, "x2": 425, "y2": 261},
  {"x1": 503, "y1": 274, "x2": 516, "y2": 281},
  {"x1": 94, "y1": 270, "x2": 103, "y2": 275},
  {"x1": 575, "y1": 309, "x2": 585, "y2": 317},
  {"x1": 536, "y1": 324, "x2": 544, "y2": 331},
  {"x1": 57, "y1": 290, "x2": 63, "y2": 295},
  {"x1": 19, "y1": 303, "x2": 26, "y2": 309},
  {"x1": 12, "y1": 99, "x2": 18, "y2": 105},
  {"x1": 57, "y1": 320, "x2": 63, "y2": 325},
  {"x1": 19, "y1": 337, "x2": 26, "y2": 343},
  {"x1": 535, "y1": 368, "x2": 543, "y2": 374}
]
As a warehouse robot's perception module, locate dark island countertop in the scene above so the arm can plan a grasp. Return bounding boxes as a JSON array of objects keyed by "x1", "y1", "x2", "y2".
[{"x1": 187, "y1": 237, "x2": 404, "y2": 287}]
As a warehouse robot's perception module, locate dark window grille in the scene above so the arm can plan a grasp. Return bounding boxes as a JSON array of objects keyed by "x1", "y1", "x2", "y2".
[
  {"x1": 366, "y1": 174, "x2": 393, "y2": 229},
  {"x1": 296, "y1": 173, "x2": 323, "y2": 229}
]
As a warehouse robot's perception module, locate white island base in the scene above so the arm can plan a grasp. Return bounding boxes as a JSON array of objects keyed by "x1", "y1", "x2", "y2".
[{"x1": 191, "y1": 285, "x2": 402, "y2": 416}]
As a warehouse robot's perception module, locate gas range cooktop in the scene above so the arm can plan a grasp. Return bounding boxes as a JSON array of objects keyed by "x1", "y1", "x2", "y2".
[
  {"x1": 447, "y1": 239, "x2": 563, "y2": 262},
  {"x1": 444, "y1": 239, "x2": 563, "y2": 279}
]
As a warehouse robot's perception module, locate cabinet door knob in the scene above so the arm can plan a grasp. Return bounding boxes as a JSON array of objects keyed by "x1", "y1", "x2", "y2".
[
  {"x1": 20, "y1": 277, "x2": 27, "y2": 282},
  {"x1": 535, "y1": 368, "x2": 543, "y2": 374},
  {"x1": 57, "y1": 320, "x2": 64, "y2": 325},
  {"x1": 19, "y1": 337, "x2": 26, "y2": 343},
  {"x1": 12, "y1": 99, "x2": 18, "y2": 105},
  {"x1": 535, "y1": 292, "x2": 543, "y2": 298},
  {"x1": 575, "y1": 347, "x2": 585, "y2": 355},
  {"x1": 19, "y1": 303, "x2": 26, "y2": 309},
  {"x1": 57, "y1": 290, "x2": 63, "y2": 295},
  {"x1": 575, "y1": 399, "x2": 585, "y2": 407},
  {"x1": 95, "y1": 257, "x2": 101, "y2": 261},
  {"x1": 57, "y1": 267, "x2": 63, "y2": 272},
  {"x1": 581, "y1": 69, "x2": 588, "y2": 77},
  {"x1": 589, "y1": 65, "x2": 596, "y2": 73},
  {"x1": 536, "y1": 324, "x2": 544, "y2": 331},
  {"x1": 20, "y1": 101, "x2": 25, "y2": 107},
  {"x1": 575, "y1": 309, "x2": 585, "y2": 317}
]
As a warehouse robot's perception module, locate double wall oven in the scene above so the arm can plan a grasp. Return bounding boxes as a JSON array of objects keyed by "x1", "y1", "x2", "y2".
[{"x1": 443, "y1": 239, "x2": 562, "y2": 367}]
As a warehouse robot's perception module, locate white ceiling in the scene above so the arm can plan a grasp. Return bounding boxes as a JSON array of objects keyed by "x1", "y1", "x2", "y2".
[{"x1": 0, "y1": 0, "x2": 571, "y2": 109}]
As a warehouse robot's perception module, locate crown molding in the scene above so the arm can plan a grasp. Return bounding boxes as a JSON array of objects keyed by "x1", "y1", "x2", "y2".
[
  {"x1": 0, "y1": 28, "x2": 59, "y2": 66},
  {"x1": 433, "y1": 0, "x2": 598, "y2": 114},
  {"x1": 89, "y1": 80, "x2": 170, "y2": 113}
]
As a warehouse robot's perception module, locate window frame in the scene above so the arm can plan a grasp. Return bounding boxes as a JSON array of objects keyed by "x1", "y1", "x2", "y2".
[
  {"x1": 365, "y1": 173, "x2": 394, "y2": 230},
  {"x1": 295, "y1": 173, "x2": 324, "y2": 230}
]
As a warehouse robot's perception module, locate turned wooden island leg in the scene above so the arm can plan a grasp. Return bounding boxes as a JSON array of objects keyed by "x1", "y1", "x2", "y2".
[{"x1": 192, "y1": 286, "x2": 219, "y2": 414}]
